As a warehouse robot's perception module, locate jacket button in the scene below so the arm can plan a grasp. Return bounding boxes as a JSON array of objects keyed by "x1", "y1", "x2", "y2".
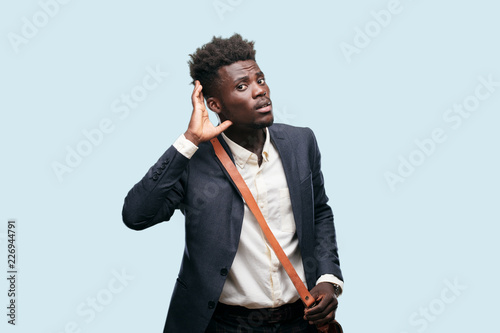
[
  {"x1": 156, "y1": 169, "x2": 162, "y2": 174},
  {"x1": 152, "y1": 175, "x2": 159, "y2": 181},
  {"x1": 208, "y1": 301, "x2": 215, "y2": 309},
  {"x1": 220, "y1": 268, "x2": 228, "y2": 276},
  {"x1": 160, "y1": 164, "x2": 166, "y2": 169}
]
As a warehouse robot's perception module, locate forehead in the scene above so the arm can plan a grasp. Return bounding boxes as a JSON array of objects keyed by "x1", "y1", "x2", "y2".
[{"x1": 218, "y1": 60, "x2": 262, "y2": 82}]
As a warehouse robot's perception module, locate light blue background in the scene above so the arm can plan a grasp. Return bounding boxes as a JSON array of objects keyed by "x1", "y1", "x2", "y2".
[{"x1": 1, "y1": 0, "x2": 499, "y2": 332}]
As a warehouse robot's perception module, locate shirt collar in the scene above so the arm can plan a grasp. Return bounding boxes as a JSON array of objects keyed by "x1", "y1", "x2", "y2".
[{"x1": 221, "y1": 128, "x2": 271, "y2": 168}]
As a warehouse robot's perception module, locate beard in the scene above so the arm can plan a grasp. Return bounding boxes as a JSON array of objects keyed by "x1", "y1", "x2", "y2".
[{"x1": 249, "y1": 116, "x2": 274, "y2": 129}]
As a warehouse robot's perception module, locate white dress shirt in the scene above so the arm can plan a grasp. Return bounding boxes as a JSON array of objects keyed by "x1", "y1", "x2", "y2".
[{"x1": 173, "y1": 129, "x2": 343, "y2": 309}]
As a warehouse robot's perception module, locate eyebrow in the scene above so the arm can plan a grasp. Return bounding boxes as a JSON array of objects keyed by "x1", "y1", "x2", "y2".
[{"x1": 233, "y1": 71, "x2": 265, "y2": 84}]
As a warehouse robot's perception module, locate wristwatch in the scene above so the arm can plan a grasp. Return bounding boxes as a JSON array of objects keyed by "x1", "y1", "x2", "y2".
[{"x1": 332, "y1": 283, "x2": 342, "y2": 297}]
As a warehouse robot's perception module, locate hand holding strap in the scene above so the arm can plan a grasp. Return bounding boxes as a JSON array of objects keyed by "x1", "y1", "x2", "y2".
[{"x1": 210, "y1": 137, "x2": 343, "y2": 333}]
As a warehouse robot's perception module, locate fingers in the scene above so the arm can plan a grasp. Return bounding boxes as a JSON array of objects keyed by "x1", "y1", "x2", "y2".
[
  {"x1": 191, "y1": 80, "x2": 204, "y2": 107},
  {"x1": 216, "y1": 120, "x2": 233, "y2": 133},
  {"x1": 304, "y1": 295, "x2": 338, "y2": 326},
  {"x1": 209, "y1": 120, "x2": 233, "y2": 140}
]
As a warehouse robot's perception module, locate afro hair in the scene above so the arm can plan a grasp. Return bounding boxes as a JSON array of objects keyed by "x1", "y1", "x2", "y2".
[{"x1": 188, "y1": 33, "x2": 256, "y2": 98}]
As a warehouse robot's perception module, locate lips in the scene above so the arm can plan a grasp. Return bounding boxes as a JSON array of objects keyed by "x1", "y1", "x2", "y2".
[{"x1": 256, "y1": 99, "x2": 272, "y2": 112}]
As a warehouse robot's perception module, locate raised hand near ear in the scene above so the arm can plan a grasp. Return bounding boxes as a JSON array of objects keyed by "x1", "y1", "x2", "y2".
[{"x1": 184, "y1": 80, "x2": 232, "y2": 146}]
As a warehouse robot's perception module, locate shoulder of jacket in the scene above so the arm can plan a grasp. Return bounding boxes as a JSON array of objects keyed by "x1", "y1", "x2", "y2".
[{"x1": 270, "y1": 123, "x2": 314, "y2": 135}]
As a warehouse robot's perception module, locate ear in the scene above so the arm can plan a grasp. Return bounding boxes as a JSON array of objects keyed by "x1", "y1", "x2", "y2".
[{"x1": 206, "y1": 96, "x2": 221, "y2": 114}]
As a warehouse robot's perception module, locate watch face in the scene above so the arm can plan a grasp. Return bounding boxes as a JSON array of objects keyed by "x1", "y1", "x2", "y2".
[{"x1": 333, "y1": 284, "x2": 341, "y2": 296}]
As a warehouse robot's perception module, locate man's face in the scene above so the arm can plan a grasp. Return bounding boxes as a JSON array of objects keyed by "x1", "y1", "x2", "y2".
[{"x1": 209, "y1": 60, "x2": 273, "y2": 130}]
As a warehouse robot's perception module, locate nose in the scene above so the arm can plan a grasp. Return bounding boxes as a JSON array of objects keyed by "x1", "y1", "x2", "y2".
[{"x1": 253, "y1": 84, "x2": 267, "y2": 98}]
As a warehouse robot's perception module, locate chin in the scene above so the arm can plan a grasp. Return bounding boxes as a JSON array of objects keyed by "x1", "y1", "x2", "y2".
[
  {"x1": 252, "y1": 115, "x2": 274, "y2": 129},
  {"x1": 252, "y1": 120, "x2": 274, "y2": 129}
]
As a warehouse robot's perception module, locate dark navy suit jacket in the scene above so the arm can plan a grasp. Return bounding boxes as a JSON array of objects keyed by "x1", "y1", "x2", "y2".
[{"x1": 122, "y1": 123, "x2": 343, "y2": 332}]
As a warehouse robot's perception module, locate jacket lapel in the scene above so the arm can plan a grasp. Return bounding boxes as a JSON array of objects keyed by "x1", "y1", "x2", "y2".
[{"x1": 211, "y1": 134, "x2": 242, "y2": 197}]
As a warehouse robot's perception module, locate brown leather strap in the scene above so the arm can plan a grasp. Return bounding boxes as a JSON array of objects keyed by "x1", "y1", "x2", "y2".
[
  {"x1": 210, "y1": 137, "x2": 343, "y2": 333},
  {"x1": 211, "y1": 137, "x2": 314, "y2": 306}
]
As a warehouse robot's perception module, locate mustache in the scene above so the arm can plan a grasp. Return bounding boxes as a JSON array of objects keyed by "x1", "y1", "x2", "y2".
[{"x1": 255, "y1": 98, "x2": 272, "y2": 110}]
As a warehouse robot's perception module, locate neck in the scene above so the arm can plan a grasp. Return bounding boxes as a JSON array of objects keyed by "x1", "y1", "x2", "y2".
[{"x1": 223, "y1": 126, "x2": 266, "y2": 156}]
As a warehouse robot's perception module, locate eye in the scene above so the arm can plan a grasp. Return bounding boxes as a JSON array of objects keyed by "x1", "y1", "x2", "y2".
[
  {"x1": 236, "y1": 84, "x2": 248, "y2": 91},
  {"x1": 258, "y1": 78, "x2": 266, "y2": 85}
]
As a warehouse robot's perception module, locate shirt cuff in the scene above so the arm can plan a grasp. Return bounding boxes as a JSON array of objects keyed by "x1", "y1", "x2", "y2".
[
  {"x1": 316, "y1": 274, "x2": 344, "y2": 295},
  {"x1": 173, "y1": 134, "x2": 198, "y2": 159}
]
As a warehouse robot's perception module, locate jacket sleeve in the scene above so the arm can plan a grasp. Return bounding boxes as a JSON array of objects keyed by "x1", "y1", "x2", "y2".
[
  {"x1": 121, "y1": 145, "x2": 189, "y2": 230},
  {"x1": 308, "y1": 129, "x2": 343, "y2": 283}
]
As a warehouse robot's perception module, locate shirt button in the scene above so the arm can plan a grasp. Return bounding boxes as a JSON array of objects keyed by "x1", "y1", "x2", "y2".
[
  {"x1": 220, "y1": 268, "x2": 228, "y2": 276},
  {"x1": 208, "y1": 301, "x2": 215, "y2": 309}
]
